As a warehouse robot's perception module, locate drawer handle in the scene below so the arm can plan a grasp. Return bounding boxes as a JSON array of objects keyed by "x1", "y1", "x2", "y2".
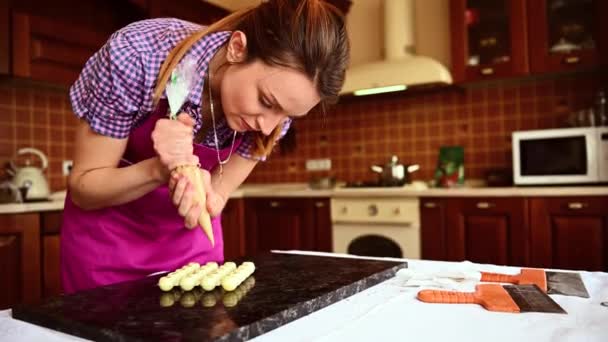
[
  {"x1": 423, "y1": 202, "x2": 437, "y2": 209},
  {"x1": 563, "y1": 56, "x2": 580, "y2": 65},
  {"x1": 480, "y1": 67, "x2": 494, "y2": 75},
  {"x1": 476, "y1": 202, "x2": 495, "y2": 209},
  {"x1": 269, "y1": 201, "x2": 280, "y2": 208},
  {"x1": 568, "y1": 202, "x2": 587, "y2": 210},
  {"x1": 393, "y1": 207, "x2": 401, "y2": 215},
  {"x1": 315, "y1": 201, "x2": 326, "y2": 208},
  {"x1": 0, "y1": 236, "x2": 16, "y2": 248}
]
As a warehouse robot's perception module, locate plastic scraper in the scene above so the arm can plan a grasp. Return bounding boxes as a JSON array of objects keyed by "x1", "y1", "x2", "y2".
[
  {"x1": 480, "y1": 268, "x2": 589, "y2": 298},
  {"x1": 417, "y1": 284, "x2": 567, "y2": 314}
]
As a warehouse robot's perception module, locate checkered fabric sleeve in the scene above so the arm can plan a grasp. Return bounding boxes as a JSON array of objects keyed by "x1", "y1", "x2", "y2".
[{"x1": 69, "y1": 29, "x2": 146, "y2": 139}]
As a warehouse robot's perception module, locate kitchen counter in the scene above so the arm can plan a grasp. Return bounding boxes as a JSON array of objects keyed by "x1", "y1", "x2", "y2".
[
  {"x1": 1, "y1": 184, "x2": 607, "y2": 214},
  {"x1": 2, "y1": 251, "x2": 607, "y2": 342},
  {"x1": 0, "y1": 191, "x2": 66, "y2": 214},
  {"x1": 331, "y1": 185, "x2": 608, "y2": 197}
]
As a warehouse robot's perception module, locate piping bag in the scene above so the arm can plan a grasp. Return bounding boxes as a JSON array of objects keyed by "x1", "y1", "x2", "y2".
[{"x1": 165, "y1": 57, "x2": 214, "y2": 246}]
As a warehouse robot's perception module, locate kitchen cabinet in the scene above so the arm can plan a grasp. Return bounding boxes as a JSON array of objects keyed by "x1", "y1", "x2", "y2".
[
  {"x1": 145, "y1": 0, "x2": 228, "y2": 25},
  {"x1": 244, "y1": 198, "x2": 332, "y2": 255},
  {"x1": 0, "y1": 1, "x2": 9, "y2": 75},
  {"x1": 312, "y1": 198, "x2": 332, "y2": 253},
  {"x1": 40, "y1": 211, "x2": 62, "y2": 299},
  {"x1": 450, "y1": 0, "x2": 529, "y2": 82},
  {"x1": 4, "y1": 0, "x2": 228, "y2": 86},
  {"x1": 421, "y1": 195, "x2": 608, "y2": 271},
  {"x1": 222, "y1": 198, "x2": 246, "y2": 261},
  {"x1": 529, "y1": 196, "x2": 608, "y2": 272},
  {"x1": 6, "y1": 0, "x2": 142, "y2": 85},
  {"x1": 11, "y1": 12, "x2": 110, "y2": 86},
  {"x1": 527, "y1": 0, "x2": 608, "y2": 73},
  {"x1": 450, "y1": 0, "x2": 606, "y2": 83},
  {"x1": 420, "y1": 198, "x2": 447, "y2": 261},
  {"x1": 0, "y1": 213, "x2": 41, "y2": 310},
  {"x1": 445, "y1": 197, "x2": 529, "y2": 267}
]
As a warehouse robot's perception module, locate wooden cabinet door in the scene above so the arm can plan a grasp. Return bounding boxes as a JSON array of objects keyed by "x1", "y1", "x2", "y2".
[
  {"x1": 529, "y1": 197, "x2": 608, "y2": 271},
  {"x1": 445, "y1": 197, "x2": 528, "y2": 266},
  {"x1": 11, "y1": 12, "x2": 109, "y2": 85},
  {"x1": 40, "y1": 211, "x2": 62, "y2": 298},
  {"x1": 420, "y1": 198, "x2": 447, "y2": 261},
  {"x1": 222, "y1": 198, "x2": 246, "y2": 261},
  {"x1": 245, "y1": 198, "x2": 315, "y2": 255},
  {"x1": 0, "y1": 213, "x2": 40, "y2": 310},
  {"x1": 147, "y1": 0, "x2": 228, "y2": 25},
  {"x1": 0, "y1": 2, "x2": 8, "y2": 75},
  {"x1": 312, "y1": 198, "x2": 332, "y2": 252},
  {"x1": 528, "y1": 0, "x2": 607, "y2": 74},
  {"x1": 450, "y1": 0, "x2": 529, "y2": 82}
]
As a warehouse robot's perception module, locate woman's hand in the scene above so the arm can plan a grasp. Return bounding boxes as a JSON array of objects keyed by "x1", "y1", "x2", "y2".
[
  {"x1": 152, "y1": 113, "x2": 199, "y2": 172},
  {"x1": 169, "y1": 168, "x2": 227, "y2": 229}
]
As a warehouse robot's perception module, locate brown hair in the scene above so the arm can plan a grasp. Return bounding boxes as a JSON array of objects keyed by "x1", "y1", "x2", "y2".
[{"x1": 153, "y1": 0, "x2": 350, "y2": 158}]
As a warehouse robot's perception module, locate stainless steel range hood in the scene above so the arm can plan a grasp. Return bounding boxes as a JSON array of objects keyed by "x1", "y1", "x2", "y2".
[{"x1": 340, "y1": 0, "x2": 452, "y2": 96}]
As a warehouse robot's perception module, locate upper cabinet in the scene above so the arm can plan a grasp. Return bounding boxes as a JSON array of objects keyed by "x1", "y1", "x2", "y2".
[
  {"x1": 2, "y1": 0, "x2": 229, "y2": 86},
  {"x1": 450, "y1": 0, "x2": 606, "y2": 83},
  {"x1": 528, "y1": 0, "x2": 606, "y2": 74},
  {"x1": 450, "y1": 0, "x2": 529, "y2": 82},
  {"x1": 145, "y1": 0, "x2": 228, "y2": 26},
  {"x1": 11, "y1": 12, "x2": 110, "y2": 86}
]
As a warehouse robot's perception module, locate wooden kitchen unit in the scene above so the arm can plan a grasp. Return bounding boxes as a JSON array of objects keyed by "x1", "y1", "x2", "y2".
[
  {"x1": 421, "y1": 195, "x2": 608, "y2": 271},
  {"x1": 0, "y1": 213, "x2": 41, "y2": 310},
  {"x1": 529, "y1": 196, "x2": 608, "y2": 271},
  {"x1": 449, "y1": 0, "x2": 607, "y2": 83},
  {"x1": 2, "y1": 0, "x2": 229, "y2": 86},
  {"x1": 244, "y1": 197, "x2": 332, "y2": 255}
]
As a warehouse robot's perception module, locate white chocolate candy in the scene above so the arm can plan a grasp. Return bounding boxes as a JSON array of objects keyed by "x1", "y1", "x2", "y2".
[
  {"x1": 180, "y1": 262, "x2": 218, "y2": 291},
  {"x1": 158, "y1": 277, "x2": 174, "y2": 291},
  {"x1": 158, "y1": 261, "x2": 210, "y2": 291},
  {"x1": 201, "y1": 262, "x2": 237, "y2": 291},
  {"x1": 221, "y1": 262, "x2": 255, "y2": 291}
]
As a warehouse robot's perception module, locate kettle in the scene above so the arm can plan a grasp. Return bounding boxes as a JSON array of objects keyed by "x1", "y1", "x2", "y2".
[
  {"x1": 371, "y1": 155, "x2": 420, "y2": 186},
  {"x1": 8, "y1": 148, "x2": 51, "y2": 201}
]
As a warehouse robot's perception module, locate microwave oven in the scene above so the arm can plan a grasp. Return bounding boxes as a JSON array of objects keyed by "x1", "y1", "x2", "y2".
[{"x1": 512, "y1": 127, "x2": 608, "y2": 185}]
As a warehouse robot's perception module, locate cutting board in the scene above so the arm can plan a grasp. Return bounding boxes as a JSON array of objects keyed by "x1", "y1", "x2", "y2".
[{"x1": 13, "y1": 253, "x2": 406, "y2": 341}]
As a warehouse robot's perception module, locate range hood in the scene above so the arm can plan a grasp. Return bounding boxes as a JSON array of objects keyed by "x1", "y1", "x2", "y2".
[{"x1": 341, "y1": 0, "x2": 452, "y2": 96}]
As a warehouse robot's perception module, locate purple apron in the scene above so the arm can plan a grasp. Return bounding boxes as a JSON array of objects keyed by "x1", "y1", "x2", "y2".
[{"x1": 60, "y1": 100, "x2": 242, "y2": 293}]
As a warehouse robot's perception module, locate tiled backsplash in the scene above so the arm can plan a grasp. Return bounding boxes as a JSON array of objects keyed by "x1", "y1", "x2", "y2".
[
  {"x1": 0, "y1": 82, "x2": 79, "y2": 191},
  {"x1": 0, "y1": 73, "x2": 603, "y2": 191},
  {"x1": 248, "y1": 73, "x2": 603, "y2": 184}
]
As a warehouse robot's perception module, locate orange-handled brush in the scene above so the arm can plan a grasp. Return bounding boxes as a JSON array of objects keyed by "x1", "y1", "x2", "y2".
[
  {"x1": 418, "y1": 284, "x2": 520, "y2": 313},
  {"x1": 480, "y1": 268, "x2": 547, "y2": 292}
]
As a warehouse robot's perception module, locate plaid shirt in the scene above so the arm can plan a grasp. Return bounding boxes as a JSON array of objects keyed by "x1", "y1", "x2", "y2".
[{"x1": 69, "y1": 18, "x2": 290, "y2": 160}]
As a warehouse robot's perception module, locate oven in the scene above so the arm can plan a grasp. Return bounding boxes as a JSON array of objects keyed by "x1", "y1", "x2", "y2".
[{"x1": 330, "y1": 196, "x2": 421, "y2": 259}]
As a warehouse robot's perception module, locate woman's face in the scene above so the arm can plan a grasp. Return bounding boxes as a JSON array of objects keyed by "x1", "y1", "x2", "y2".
[{"x1": 220, "y1": 60, "x2": 320, "y2": 135}]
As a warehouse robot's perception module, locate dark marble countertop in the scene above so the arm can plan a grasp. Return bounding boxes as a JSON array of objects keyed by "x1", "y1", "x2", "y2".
[{"x1": 13, "y1": 253, "x2": 406, "y2": 341}]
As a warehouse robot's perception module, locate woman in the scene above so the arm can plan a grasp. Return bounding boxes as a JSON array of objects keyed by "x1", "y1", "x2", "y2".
[{"x1": 61, "y1": 0, "x2": 349, "y2": 293}]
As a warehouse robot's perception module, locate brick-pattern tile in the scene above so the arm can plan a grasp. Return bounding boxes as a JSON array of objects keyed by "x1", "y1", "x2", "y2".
[
  {"x1": 0, "y1": 84, "x2": 72, "y2": 191},
  {"x1": 247, "y1": 74, "x2": 604, "y2": 184},
  {"x1": 0, "y1": 74, "x2": 603, "y2": 190}
]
